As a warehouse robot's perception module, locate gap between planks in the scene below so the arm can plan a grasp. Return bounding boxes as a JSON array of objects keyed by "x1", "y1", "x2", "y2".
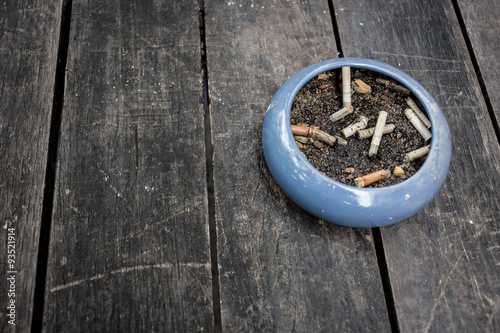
[
  {"x1": 327, "y1": 1, "x2": 400, "y2": 331},
  {"x1": 198, "y1": 0, "x2": 223, "y2": 332},
  {"x1": 450, "y1": 0, "x2": 500, "y2": 146},
  {"x1": 31, "y1": 0, "x2": 73, "y2": 331}
]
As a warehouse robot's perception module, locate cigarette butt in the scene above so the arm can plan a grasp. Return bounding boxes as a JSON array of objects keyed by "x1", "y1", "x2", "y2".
[
  {"x1": 357, "y1": 124, "x2": 395, "y2": 139},
  {"x1": 329, "y1": 105, "x2": 354, "y2": 122},
  {"x1": 405, "y1": 108, "x2": 432, "y2": 141},
  {"x1": 354, "y1": 79, "x2": 371, "y2": 93},
  {"x1": 319, "y1": 82, "x2": 333, "y2": 89},
  {"x1": 368, "y1": 111, "x2": 388, "y2": 157},
  {"x1": 354, "y1": 169, "x2": 391, "y2": 188},
  {"x1": 291, "y1": 125, "x2": 336, "y2": 146},
  {"x1": 376, "y1": 78, "x2": 389, "y2": 86},
  {"x1": 313, "y1": 130, "x2": 336, "y2": 146},
  {"x1": 341, "y1": 116, "x2": 369, "y2": 138},
  {"x1": 294, "y1": 135, "x2": 309, "y2": 144},
  {"x1": 291, "y1": 125, "x2": 309, "y2": 137},
  {"x1": 335, "y1": 136, "x2": 348, "y2": 146},
  {"x1": 342, "y1": 66, "x2": 351, "y2": 107},
  {"x1": 376, "y1": 78, "x2": 410, "y2": 95},
  {"x1": 344, "y1": 167, "x2": 355, "y2": 174},
  {"x1": 313, "y1": 140, "x2": 324, "y2": 149},
  {"x1": 318, "y1": 73, "x2": 328, "y2": 80},
  {"x1": 394, "y1": 166, "x2": 405, "y2": 176},
  {"x1": 405, "y1": 144, "x2": 431, "y2": 162},
  {"x1": 390, "y1": 83, "x2": 410, "y2": 95},
  {"x1": 296, "y1": 141, "x2": 304, "y2": 149},
  {"x1": 406, "y1": 97, "x2": 431, "y2": 128}
]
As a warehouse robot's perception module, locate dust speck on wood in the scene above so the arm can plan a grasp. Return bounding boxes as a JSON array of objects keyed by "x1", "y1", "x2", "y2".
[{"x1": 290, "y1": 68, "x2": 429, "y2": 187}]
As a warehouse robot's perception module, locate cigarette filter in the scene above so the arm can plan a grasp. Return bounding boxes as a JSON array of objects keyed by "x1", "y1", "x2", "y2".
[
  {"x1": 342, "y1": 66, "x2": 351, "y2": 107},
  {"x1": 357, "y1": 124, "x2": 395, "y2": 139},
  {"x1": 405, "y1": 108, "x2": 432, "y2": 141},
  {"x1": 406, "y1": 97, "x2": 431, "y2": 128},
  {"x1": 354, "y1": 169, "x2": 390, "y2": 188},
  {"x1": 329, "y1": 105, "x2": 354, "y2": 122},
  {"x1": 405, "y1": 144, "x2": 431, "y2": 162},
  {"x1": 341, "y1": 116, "x2": 369, "y2": 138},
  {"x1": 368, "y1": 111, "x2": 388, "y2": 157}
]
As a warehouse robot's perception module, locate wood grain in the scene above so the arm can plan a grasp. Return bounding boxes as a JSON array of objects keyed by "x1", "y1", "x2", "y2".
[
  {"x1": 0, "y1": 1, "x2": 62, "y2": 331},
  {"x1": 332, "y1": 0, "x2": 500, "y2": 331},
  {"x1": 205, "y1": 0, "x2": 391, "y2": 331},
  {"x1": 42, "y1": 1, "x2": 214, "y2": 331}
]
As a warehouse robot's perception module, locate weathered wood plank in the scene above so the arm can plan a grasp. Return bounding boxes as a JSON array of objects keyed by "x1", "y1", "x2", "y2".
[
  {"x1": 456, "y1": 0, "x2": 500, "y2": 127},
  {"x1": 0, "y1": 1, "x2": 63, "y2": 331},
  {"x1": 42, "y1": 1, "x2": 213, "y2": 331},
  {"x1": 206, "y1": 1, "x2": 391, "y2": 331},
  {"x1": 332, "y1": 0, "x2": 500, "y2": 331}
]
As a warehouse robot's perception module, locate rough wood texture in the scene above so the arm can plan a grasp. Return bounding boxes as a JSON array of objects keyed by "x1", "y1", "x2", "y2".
[
  {"x1": 42, "y1": 1, "x2": 213, "y2": 331},
  {"x1": 205, "y1": 1, "x2": 391, "y2": 331},
  {"x1": 333, "y1": 0, "x2": 500, "y2": 331},
  {"x1": 456, "y1": 0, "x2": 500, "y2": 126},
  {"x1": 0, "y1": 1, "x2": 62, "y2": 331}
]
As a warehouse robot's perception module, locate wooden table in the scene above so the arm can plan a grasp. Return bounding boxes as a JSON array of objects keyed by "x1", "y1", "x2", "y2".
[{"x1": 1, "y1": 0, "x2": 499, "y2": 331}]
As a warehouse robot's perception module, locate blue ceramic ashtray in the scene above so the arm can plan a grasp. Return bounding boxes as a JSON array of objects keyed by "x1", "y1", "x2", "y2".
[{"x1": 262, "y1": 58, "x2": 451, "y2": 228}]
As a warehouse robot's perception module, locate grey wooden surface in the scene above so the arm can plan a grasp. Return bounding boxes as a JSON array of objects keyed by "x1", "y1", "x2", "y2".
[
  {"x1": 205, "y1": 0, "x2": 390, "y2": 331},
  {"x1": 0, "y1": 1, "x2": 63, "y2": 331},
  {"x1": 0, "y1": 0, "x2": 499, "y2": 331},
  {"x1": 456, "y1": 0, "x2": 500, "y2": 127},
  {"x1": 332, "y1": 0, "x2": 500, "y2": 331},
  {"x1": 41, "y1": 1, "x2": 213, "y2": 331}
]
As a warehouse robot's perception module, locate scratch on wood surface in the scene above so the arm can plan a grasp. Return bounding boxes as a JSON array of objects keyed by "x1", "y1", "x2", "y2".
[
  {"x1": 487, "y1": 245, "x2": 500, "y2": 251},
  {"x1": 482, "y1": 293, "x2": 498, "y2": 312},
  {"x1": 401, "y1": 68, "x2": 462, "y2": 74},
  {"x1": 68, "y1": 203, "x2": 79, "y2": 214},
  {"x1": 134, "y1": 124, "x2": 140, "y2": 178},
  {"x1": 85, "y1": 3, "x2": 106, "y2": 16},
  {"x1": 370, "y1": 51, "x2": 460, "y2": 64},
  {"x1": 440, "y1": 106, "x2": 475, "y2": 110},
  {"x1": 473, "y1": 276, "x2": 487, "y2": 310},
  {"x1": 423, "y1": 253, "x2": 463, "y2": 333},
  {"x1": 49, "y1": 262, "x2": 209, "y2": 293},
  {"x1": 97, "y1": 163, "x2": 125, "y2": 199},
  {"x1": 123, "y1": 202, "x2": 203, "y2": 239},
  {"x1": 460, "y1": 239, "x2": 470, "y2": 261},
  {"x1": 472, "y1": 276, "x2": 498, "y2": 321},
  {"x1": 50, "y1": 273, "x2": 106, "y2": 293},
  {"x1": 422, "y1": 82, "x2": 465, "y2": 91}
]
